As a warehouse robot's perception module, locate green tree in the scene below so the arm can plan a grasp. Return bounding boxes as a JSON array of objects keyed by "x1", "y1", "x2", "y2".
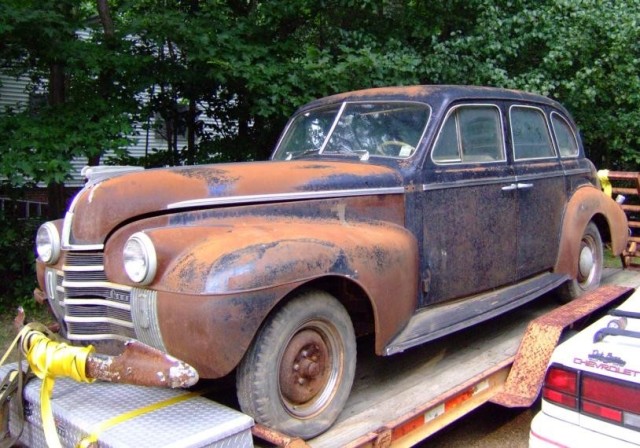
[
  {"x1": 0, "y1": 0, "x2": 136, "y2": 217},
  {"x1": 424, "y1": 0, "x2": 640, "y2": 168}
]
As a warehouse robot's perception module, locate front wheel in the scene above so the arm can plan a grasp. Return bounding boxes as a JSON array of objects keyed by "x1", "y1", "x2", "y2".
[
  {"x1": 236, "y1": 290, "x2": 356, "y2": 439},
  {"x1": 558, "y1": 222, "x2": 603, "y2": 302}
]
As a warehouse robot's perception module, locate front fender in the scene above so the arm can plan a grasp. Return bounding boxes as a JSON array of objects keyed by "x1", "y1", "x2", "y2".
[
  {"x1": 554, "y1": 185, "x2": 628, "y2": 277},
  {"x1": 158, "y1": 218, "x2": 419, "y2": 359}
]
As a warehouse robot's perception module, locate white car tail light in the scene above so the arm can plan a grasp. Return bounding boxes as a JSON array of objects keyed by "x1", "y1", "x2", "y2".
[{"x1": 542, "y1": 364, "x2": 640, "y2": 429}]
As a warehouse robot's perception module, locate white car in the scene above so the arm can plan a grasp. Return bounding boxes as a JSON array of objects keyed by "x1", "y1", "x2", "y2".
[{"x1": 530, "y1": 290, "x2": 640, "y2": 447}]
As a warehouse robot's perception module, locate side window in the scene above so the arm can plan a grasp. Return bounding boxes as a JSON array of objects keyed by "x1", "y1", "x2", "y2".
[
  {"x1": 510, "y1": 106, "x2": 555, "y2": 160},
  {"x1": 551, "y1": 113, "x2": 579, "y2": 157},
  {"x1": 432, "y1": 105, "x2": 504, "y2": 163}
]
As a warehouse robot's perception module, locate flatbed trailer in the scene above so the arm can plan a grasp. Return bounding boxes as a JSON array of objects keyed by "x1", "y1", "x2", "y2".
[
  {"x1": 3, "y1": 269, "x2": 640, "y2": 448},
  {"x1": 259, "y1": 269, "x2": 640, "y2": 448}
]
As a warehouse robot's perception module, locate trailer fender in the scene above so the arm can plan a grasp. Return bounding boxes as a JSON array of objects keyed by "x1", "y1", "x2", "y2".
[{"x1": 554, "y1": 185, "x2": 628, "y2": 278}]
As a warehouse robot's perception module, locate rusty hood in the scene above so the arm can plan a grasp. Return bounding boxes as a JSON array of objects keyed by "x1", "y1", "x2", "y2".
[{"x1": 68, "y1": 160, "x2": 404, "y2": 245}]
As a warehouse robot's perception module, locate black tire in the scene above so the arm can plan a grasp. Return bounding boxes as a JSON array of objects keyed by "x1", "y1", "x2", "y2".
[
  {"x1": 236, "y1": 290, "x2": 357, "y2": 439},
  {"x1": 558, "y1": 222, "x2": 603, "y2": 302}
]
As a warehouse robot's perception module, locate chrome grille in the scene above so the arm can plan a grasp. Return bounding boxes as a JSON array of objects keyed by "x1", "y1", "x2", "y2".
[
  {"x1": 59, "y1": 251, "x2": 134, "y2": 342},
  {"x1": 42, "y1": 250, "x2": 165, "y2": 351},
  {"x1": 64, "y1": 270, "x2": 108, "y2": 282},
  {"x1": 65, "y1": 251, "x2": 104, "y2": 267},
  {"x1": 65, "y1": 304, "x2": 133, "y2": 321}
]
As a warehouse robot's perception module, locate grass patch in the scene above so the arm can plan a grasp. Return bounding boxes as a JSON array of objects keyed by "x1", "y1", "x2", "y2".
[
  {"x1": 0, "y1": 307, "x2": 54, "y2": 364},
  {"x1": 0, "y1": 313, "x2": 20, "y2": 363},
  {"x1": 604, "y1": 246, "x2": 623, "y2": 269}
]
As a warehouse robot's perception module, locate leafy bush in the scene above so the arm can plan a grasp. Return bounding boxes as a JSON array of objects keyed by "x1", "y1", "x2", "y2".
[{"x1": 0, "y1": 209, "x2": 42, "y2": 314}]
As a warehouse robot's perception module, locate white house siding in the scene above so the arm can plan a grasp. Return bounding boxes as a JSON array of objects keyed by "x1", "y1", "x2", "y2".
[
  {"x1": 0, "y1": 74, "x2": 193, "y2": 187},
  {"x1": 0, "y1": 74, "x2": 32, "y2": 112}
]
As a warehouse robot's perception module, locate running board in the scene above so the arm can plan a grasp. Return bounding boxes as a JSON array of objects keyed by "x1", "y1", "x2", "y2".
[{"x1": 384, "y1": 273, "x2": 569, "y2": 355}]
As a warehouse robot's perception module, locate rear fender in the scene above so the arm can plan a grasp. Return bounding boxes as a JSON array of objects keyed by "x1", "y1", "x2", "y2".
[{"x1": 555, "y1": 185, "x2": 628, "y2": 277}]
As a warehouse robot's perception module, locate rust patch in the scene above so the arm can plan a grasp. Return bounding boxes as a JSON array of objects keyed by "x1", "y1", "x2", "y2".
[
  {"x1": 252, "y1": 424, "x2": 310, "y2": 448},
  {"x1": 85, "y1": 340, "x2": 199, "y2": 388},
  {"x1": 491, "y1": 285, "x2": 633, "y2": 407}
]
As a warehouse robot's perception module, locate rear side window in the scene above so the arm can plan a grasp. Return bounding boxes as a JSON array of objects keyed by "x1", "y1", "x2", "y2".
[
  {"x1": 432, "y1": 105, "x2": 505, "y2": 164},
  {"x1": 510, "y1": 106, "x2": 555, "y2": 160},
  {"x1": 551, "y1": 113, "x2": 579, "y2": 157}
]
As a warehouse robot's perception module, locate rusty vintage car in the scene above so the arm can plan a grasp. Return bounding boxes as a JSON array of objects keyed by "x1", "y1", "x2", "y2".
[{"x1": 34, "y1": 86, "x2": 628, "y2": 438}]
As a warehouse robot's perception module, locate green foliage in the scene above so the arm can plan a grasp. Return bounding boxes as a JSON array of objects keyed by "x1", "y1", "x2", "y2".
[
  {"x1": 2, "y1": 0, "x2": 640, "y2": 175},
  {"x1": 0, "y1": 208, "x2": 42, "y2": 313},
  {"x1": 424, "y1": 0, "x2": 640, "y2": 169},
  {"x1": 2, "y1": 0, "x2": 640, "y2": 306}
]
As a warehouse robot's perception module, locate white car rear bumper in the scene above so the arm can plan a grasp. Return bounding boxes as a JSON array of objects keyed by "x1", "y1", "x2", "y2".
[{"x1": 530, "y1": 411, "x2": 639, "y2": 448}]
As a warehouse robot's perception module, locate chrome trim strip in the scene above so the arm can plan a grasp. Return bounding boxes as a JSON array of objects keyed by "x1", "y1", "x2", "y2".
[
  {"x1": 66, "y1": 333, "x2": 131, "y2": 342},
  {"x1": 422, "y1": 176, "x2": 516, "y2": 191},
  {"x1": 515, "y1": 171, "x2": 565, "y2": 182},
  {"x1": 64, "y1": 298, "x2": 131, "y2": 311},
  {"x1": 563, "y1": 168, "x2": 592, "y2": 176},
  {"x1": 65, "y1": 316, "x2": 134, "y2": 328},
  {"x1": 61, "y1": 280, "x2": 132, "y2": 291},
  {"x1": 61, "y1": 210, "x2": 104, "y2": 251},
  {"x1": 63, "y1": 265, "x2": 105, "y2": 272},
  {"x1": 131, "y1": 289, "x2": 165, "y2": 351},
  {"x1": 318, "y1": 102, "x2": 348, "y2": 154},
  {"x1": 422, "y1": 170, "x2": 571, "y2": 192},
  {"x1": 167, "y1": 187, "x2": 407, "y2": 210}
]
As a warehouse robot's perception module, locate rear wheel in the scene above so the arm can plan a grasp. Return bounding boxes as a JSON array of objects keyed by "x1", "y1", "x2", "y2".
[
  {"x1": 558, "y1": 222, "x2": 603, "y2": 302},
  {"x1": 236, "y1": 290, "x2": 356, "y2": 439}
]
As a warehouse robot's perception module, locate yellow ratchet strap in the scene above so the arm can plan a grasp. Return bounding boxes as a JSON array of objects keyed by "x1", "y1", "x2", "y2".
[
  {"x1": 77, "y1": 389, "x2": 208, "y2": 448},
  {"x1": 20, "y1": 326, "x2": 95, "y2": 448},
  {"x1": 597, "y1": 169, "x2": 612, "y2": 197}
]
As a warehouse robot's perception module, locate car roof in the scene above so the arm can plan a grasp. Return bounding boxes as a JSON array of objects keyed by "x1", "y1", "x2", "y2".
[{"x1": 298, "y1": 85, "x2": 566, "y2": 114}]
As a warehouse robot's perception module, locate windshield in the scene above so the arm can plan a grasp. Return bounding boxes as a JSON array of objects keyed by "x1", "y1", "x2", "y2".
[{"x1": 272, "y1": 102, "x2": 431, "y2": 160}]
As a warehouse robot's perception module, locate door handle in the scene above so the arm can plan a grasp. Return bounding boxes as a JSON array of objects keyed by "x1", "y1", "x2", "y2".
[
  {"x1": 501, "y1": 183, "x2": 534, "y2": 192},
  {"x1": 501, "y1": 183, "x2": 518, "y2": 191}
]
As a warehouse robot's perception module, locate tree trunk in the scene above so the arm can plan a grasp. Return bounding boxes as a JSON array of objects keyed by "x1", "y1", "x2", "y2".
[
  {"x1": 92, "y1": 0, "x2": 118, "y2": 168},
  {"x1": 47, "y1": 62, "x2": 67, "y2": 219},
  {"x1": 187, "y1": 97, "x2": 197, "y2": 164}
]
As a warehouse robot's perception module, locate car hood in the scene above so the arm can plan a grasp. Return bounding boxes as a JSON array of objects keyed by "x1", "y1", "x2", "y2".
[{"x1": 67, "y1": 160, "x2": 404, "y2": 245}]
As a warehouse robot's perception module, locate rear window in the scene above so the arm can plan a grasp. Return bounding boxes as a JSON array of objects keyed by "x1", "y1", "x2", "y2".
[
  {"x1": 551, "y1": 112, "x2": 579, "y2": 157},
  {"x1": 510, "y1": 106, "x2": 556, "y2": 160}
]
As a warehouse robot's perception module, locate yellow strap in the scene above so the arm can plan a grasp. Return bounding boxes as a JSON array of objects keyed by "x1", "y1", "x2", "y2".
[
  {"x1": 21, "y1": 329, "x2": 95, "y2": 448},
  {"x1": 0, "y1": 324, "x2": 35, "y2": 367},
  {"x1": 597, "y1": 169, "x2": 612, "y2": 197},
  {"x1": 77, "y1": 389, "x2": 208, "y2": 448}
]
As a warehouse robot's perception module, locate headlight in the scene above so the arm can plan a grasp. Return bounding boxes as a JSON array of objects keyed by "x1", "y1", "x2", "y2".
[
  {"x1": 123, "y1": 233, "x2": 157, "y2": 285},
  {"x1": 36, "y1": 222, "x2": 61, "y2": 264}
]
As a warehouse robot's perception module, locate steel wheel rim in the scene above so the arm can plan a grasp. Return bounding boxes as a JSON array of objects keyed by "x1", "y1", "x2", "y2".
[{"x1": 278, "y1": 320, "x2": 343, "y2": 419}]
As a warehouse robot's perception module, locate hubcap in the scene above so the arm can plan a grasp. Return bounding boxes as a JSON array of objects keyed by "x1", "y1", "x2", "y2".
[{"x1": 578, "y1": 244, "x2": 594, "y2": 281}]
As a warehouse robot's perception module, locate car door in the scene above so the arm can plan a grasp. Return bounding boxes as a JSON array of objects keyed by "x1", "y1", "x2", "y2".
[
  {"x1": 421, "y1": 104, "x2": 518, "y2": 305},
  {"x1": 509, "y1": 105, "x2": 567, "y2": 280}
]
